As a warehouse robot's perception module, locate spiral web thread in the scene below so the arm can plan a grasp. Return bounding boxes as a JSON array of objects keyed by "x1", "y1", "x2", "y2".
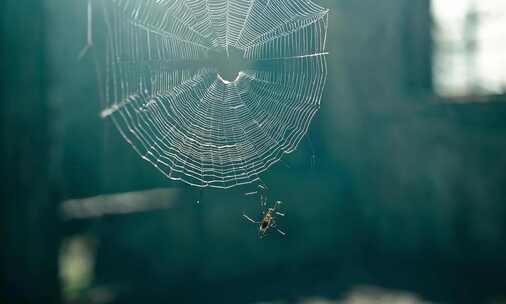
[{"x1": 101, "y1": 0, "x2": 329, "y2": 188}]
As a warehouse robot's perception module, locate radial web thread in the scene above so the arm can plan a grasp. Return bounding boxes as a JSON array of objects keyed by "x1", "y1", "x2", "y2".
[{"x1": 101, "y1": 0, "x2": 329, "y2": 188}]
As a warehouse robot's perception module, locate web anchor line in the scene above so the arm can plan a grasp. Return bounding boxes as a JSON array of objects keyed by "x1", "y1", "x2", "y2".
[
  {"x1": 196, "y1": 187, "x2": 204, "y2": 205},
  {"x1": 307, "y1": 134, "x2": 317, "y2": 169},
  {"x1": 79, "y1": 0, "x2": 94, "y2": 60}
]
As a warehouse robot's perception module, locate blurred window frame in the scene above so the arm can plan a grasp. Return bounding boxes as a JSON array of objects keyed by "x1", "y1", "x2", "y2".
[{"x1": 430, "y1": 0, "x2": 506, "y2": 103}]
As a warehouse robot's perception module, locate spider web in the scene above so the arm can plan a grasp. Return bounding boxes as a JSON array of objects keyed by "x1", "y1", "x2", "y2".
[{"x1": 100, "y1": 0, "x2": 329, "y2": 188}]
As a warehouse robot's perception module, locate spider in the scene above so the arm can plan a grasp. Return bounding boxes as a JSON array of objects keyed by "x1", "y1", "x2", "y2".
[{"x1": 243, "y1": 184, "x2": 286, "y2": 238}]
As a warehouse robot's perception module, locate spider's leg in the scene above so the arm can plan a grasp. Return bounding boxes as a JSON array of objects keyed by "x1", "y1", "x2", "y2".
[
  {"x1": 276, "y1": 229, "x2": 287, "y2": 236},
  {"x1": 272, "y1": 201, "x2": 283, "y2": 213},
  {"x1": 257, "y1": 178, "x2": 269, "y2": 192},
  {"x1": 245, "y1": 191, "x2": 258, "y2": 196},
  {"x1": 260, "y1": 194, "x2": 267, "y2": 208},
  {"x1": 258, "y1": 230, "x2": 269, "y2": 239},
  {"x1": 268, "y1": 221, "x2": 285, "y2": 236},
  {"x1": 256, "y1": 179, "x2": 270, "y2": 208},
  {"x1": 276, "y1": 212, "x2": 285, "y2": 217},
  {"x1": 243, "y1": 214, "x2": 259, "y2": 224}
]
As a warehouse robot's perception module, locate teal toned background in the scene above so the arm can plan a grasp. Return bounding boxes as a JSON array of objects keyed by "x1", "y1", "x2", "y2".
[{"x1": 1, "y1": 0, "x2": 506, "y2": 303}]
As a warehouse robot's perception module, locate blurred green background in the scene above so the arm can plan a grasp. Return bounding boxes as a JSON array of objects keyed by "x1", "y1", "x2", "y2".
[{"x1": 1, "y1": 0, "x2": 506, "y2": 303}]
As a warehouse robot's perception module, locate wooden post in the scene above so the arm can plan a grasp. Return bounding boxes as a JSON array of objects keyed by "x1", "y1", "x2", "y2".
[{"x1": 0, "y1": 0, "x2": 61, "y2": 302}]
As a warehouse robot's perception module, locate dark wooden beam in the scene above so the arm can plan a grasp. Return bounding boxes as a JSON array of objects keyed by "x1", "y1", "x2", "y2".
[{"x1": 0, "y1": 0, "x2": 61, "y2": 302}]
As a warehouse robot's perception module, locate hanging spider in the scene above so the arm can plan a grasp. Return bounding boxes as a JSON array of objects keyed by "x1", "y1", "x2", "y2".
[{"x1": 243, "y1": 183, "x2": 286, "y2": 238}]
